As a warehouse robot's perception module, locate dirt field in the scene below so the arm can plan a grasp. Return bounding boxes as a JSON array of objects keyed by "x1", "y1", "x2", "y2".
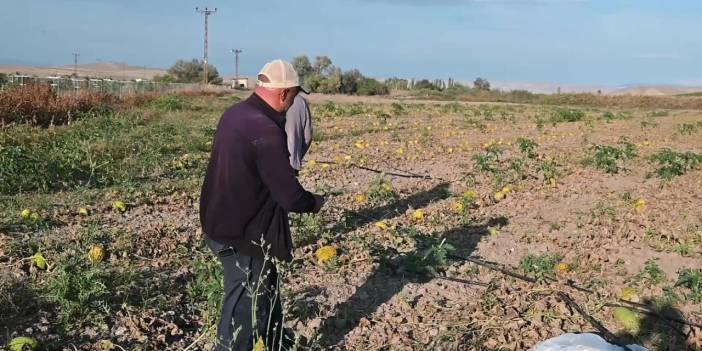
[{"x1": 1, "y1": 93, "x2": 701, "y2": 350}]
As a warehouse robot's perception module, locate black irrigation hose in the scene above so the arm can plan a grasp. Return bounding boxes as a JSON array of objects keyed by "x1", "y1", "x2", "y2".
[
  {"x1": 448, "y1": 254, "x2": 628, "y2": 348},
  {"x1": 557, "y1": 292, "x2": 635, "y2": 351},
  {"x1": 438, "y1": 276, "x2": 491, "y2": 287},
  {"x1": 313, "y1": 157, "x2": 464, "y2": 184},
  {"x1": 448, "y1": 254, "x2": 537, "y2": 283},
  {"x1": 564, "y1": 280, "x2": 702, "y2": 330},
  {"x1": 315, "y1": 160, "x2": 436, "y2": 180}
]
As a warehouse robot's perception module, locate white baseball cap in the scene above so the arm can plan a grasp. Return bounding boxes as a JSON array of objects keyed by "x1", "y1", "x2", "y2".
[{"x1": 257, "y1": 59, "x2": 309, "y2": 93}]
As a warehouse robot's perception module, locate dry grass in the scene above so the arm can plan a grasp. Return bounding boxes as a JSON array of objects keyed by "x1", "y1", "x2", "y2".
[
  {"x1": 0, "y1": 84, "x2": 116, "y2": 127},
  {"x1": 0, "y1": 84, "x2": 231, "y2": 128}
]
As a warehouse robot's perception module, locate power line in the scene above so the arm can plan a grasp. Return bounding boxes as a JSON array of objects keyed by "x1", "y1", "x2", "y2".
[
  {"x1": 196, "y1": 7, "x2": 217, "y2": 85},
  {"x1": 231, "y1": 49, "x2": 243, "y2": 86}
]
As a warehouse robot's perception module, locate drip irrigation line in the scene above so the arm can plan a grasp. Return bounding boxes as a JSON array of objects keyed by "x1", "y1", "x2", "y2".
[
  {"x1": 313, "y1": 159, "x2": 459, "y2": 183},
  {"x1": 448, "y1": 253, "x2": 700, "y2": 337},
  {"x1": 564, "y1": 280, "x2": 702, "y2": 330},
  {"x1": 448, "y1": 253, "x2": 537, "y2": 283},
  {"x1": 438, "y1": 276, "x2": 491, "y2": 287},
  {"x1": 557, "y1": 292, "x2": 634, "y2": 351},
  {"x1": 315, "y1": 160, "x2": 435, "y2": 180}
]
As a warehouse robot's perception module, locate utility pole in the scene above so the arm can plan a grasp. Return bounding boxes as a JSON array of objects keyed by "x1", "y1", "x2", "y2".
[
  {"x1": 231, "y1": 49, "x2": 242, "y2": 88},
  {"x1": 196, "y1": 7, "x2": 217, "y2": 84},
  {"x1": 72, "y1": 53, "x2": 80, "y2": 76}
]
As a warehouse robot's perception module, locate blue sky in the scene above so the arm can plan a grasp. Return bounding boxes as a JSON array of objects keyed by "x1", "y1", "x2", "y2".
[{"x1": 2, "y1": 0, "x2": 701, "y2": 86}]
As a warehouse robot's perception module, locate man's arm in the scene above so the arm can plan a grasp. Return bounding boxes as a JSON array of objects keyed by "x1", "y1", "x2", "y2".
[{"x1": 254, "y1": 132, "x2": 319, "y2": 213}]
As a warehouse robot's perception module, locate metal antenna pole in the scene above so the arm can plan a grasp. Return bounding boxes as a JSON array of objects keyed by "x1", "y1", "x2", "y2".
[
  {"x1": 196, "y1": 7, "x2": 217, "y2": 84},
  {"x1": 72, "y1": 53, "x2": 80, "y2": 76},
  {"x1": 231, "y1": 49, "x2": 242, "y2": 86}
]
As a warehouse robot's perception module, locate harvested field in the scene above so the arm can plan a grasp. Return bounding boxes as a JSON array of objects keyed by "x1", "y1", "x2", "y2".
[{"x1": 1, "y1": 93, "x2": 701, "y2": 350}]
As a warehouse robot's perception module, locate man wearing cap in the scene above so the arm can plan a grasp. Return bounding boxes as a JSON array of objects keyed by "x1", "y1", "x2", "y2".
[{"x1": 200, "y1": 59, "x2": 325, "y2": 351}]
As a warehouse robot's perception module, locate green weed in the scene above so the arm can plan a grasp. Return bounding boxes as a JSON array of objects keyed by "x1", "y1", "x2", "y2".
[
  {"x1": 519, "y1": 254, "x2": 561, "y2": 280},
  {"x1": 47, "y1": 258, "x2": 111, "y2": 328},
  {"x1": 366, "y1": 175, "x2": 397, "y2": 205},
  {"x1": 650, "y1": 149, "x2": 702, "y2": 180},
  {"x1": 601, "y1": 111, "x2": 629, "y2": 122},
  {"x1": 584, "y1": 139, "x2": 637, "y2": 174},
  {"x1": 677, "y1": 122, "x2": 702, "y2": 136},
  {"x1": 151, "y1": 95, "x2": 191, "y2": 112},
  {"x1": 634, "y1": 260, "x2": 666, "y2": 286},
  {"x1": 550, "y1": 108, "x2": 585, "y2": 124},
  {"x1": 675, "y1": 268, "x2": 702, "y2": 303},
  {"x1": 186, "y1": 256, "x2": 224, "y2": 325},
  {"x1": 516, "y1": 137, "x2": 538, "y2": 159},
  {"x1": 473, "y1": 144, "x2": 503, "y2": 173},
  {"x1": 290, "y1": 213, "x2": 325, "y2": 247}
]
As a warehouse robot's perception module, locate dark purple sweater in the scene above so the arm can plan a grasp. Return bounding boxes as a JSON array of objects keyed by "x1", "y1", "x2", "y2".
[{"x1": 199, "y1": 93, "x2": 316, "y2": 261}]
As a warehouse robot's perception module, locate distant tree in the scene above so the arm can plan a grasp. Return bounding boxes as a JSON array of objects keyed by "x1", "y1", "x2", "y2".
[
  {"x1": 153, "y1": 74, "x2": 177, "y2": 83},
  {"x1": 317, "y1": 71, "x2": 342, "y2": 94},
  {"x1": 0, "y1": 73, "x2": 7, "y2": 85},
  {"x1": 385, "y1": 77, "x2": 410, "y2": 90},
  {"x1": 473, "y1": 77, "x2": 490, "y2": 91},
  {"x1": 292, "y1": 55, "x2": 313, "y2": 81},
  {"x1": 414, "y1": 79, "x2": 440, "y2": 90},
  {"x1": 445, "y1": 81, "x2": 471, "y2": 94},
  {"x1": 356, "y1": 77, "x2": 389, "y2": 96},
  {"x1": 166, "y1": 59, "x2": 222, "y2": 84},
  {"x1": 313, "y1": 56, "x2": 333, "y2": 75},
  {"x1": 341, "y1": 69, "x2": 363, "y2": 94},
  {"x1": 304, "y1": 73, "x2": 325, "y2": 93}
]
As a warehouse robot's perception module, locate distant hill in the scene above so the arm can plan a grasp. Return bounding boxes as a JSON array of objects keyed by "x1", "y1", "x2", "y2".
[
  {"x1": 0, "y1": 62, "x2": 167, "y2": 80},
  {"x1": 609, "y1": 85, "x2": 702, "y2": 96},
  {"x1": 489, "y1": 81, "x2": 702, "y2": 96}
]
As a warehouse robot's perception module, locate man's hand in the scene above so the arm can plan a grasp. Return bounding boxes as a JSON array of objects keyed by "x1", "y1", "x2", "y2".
[{"x1": 312, "y1": 194, "x2": 326, "y2": 213}]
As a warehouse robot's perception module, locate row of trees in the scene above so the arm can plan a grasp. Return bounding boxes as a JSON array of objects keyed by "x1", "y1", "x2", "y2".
[
  {"x1": 148, "y1": 56, "x2": 491, "y2": 96},
  {"x1": 385, "y1": 77, "x2": 490, "y2": 92},
  {"x1": 292, "y1": 55, "x2": 389, "y2": 96}
]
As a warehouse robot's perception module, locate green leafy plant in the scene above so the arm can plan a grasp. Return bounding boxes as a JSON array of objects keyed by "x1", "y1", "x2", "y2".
[
  {"x1": 47, "y1": 258, "x2": 110, "y2": 327},
  {"x1": 290, "y1": 213, "x2": 325, "y2": 247},
  {"x1": 550, "y1": 108, "x2": 585, "y2": 124},
  {"x1": 584, "y1": 139, "x2": 637, "y2": 174},
  {"x1": 366, "y1": 175, "x2": 397, "y2": 205},
  {"x1": 516, "y1": 137, "x2": 538, "y2": 159},
  {"x1": 601, "y1": 111, "x2": 628, "y2": 122},
  {"x1": 150, "y1": 95, "x2": 191, "y2": 112},
  {"x1": 675, "y1": 268, "x2": 702, "y2": 303},
  {"x1": 473, "y1": 144, "x2": 503, "y2": 173},
  {"x1": 677, "y1": 122, "x2": 702, "y2": 136},
  {"x1": 538, "y1": 158, "x2": 560, "y2": 183},
  {"x1": 399, "y1": 234, "x2": 455, "y2": 277},
  {"x1": 633, "y1": 260, "x2": 666, "y2": 286},
  {"x1": 519, "y1": 253, "x2": 561, "y2": 280},
  {"x1": 186, "y1": 256, "x2": 224, "y2": 325},
  {"x1": 650, "y1": 149, "x2": 702, "y2": 180}
]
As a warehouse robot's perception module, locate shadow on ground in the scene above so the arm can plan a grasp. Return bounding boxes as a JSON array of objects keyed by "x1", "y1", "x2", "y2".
[
  {"x1": 618, "y1": 298, "x2": 699, "y2": 351},
  {"x1": 0, "y1": 276, "x2": 41, "y2": 344},
  {"x1": 316, "y1": 182, "x2": 507, "y2": 347},
  {"x1": 331, "y1": 183, "x2": 451, "y2": 236}
]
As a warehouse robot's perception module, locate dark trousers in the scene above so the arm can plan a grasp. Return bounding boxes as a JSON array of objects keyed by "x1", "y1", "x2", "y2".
[{"x1": 204, "y1": 236, "x2": 288, "y2": 351}]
